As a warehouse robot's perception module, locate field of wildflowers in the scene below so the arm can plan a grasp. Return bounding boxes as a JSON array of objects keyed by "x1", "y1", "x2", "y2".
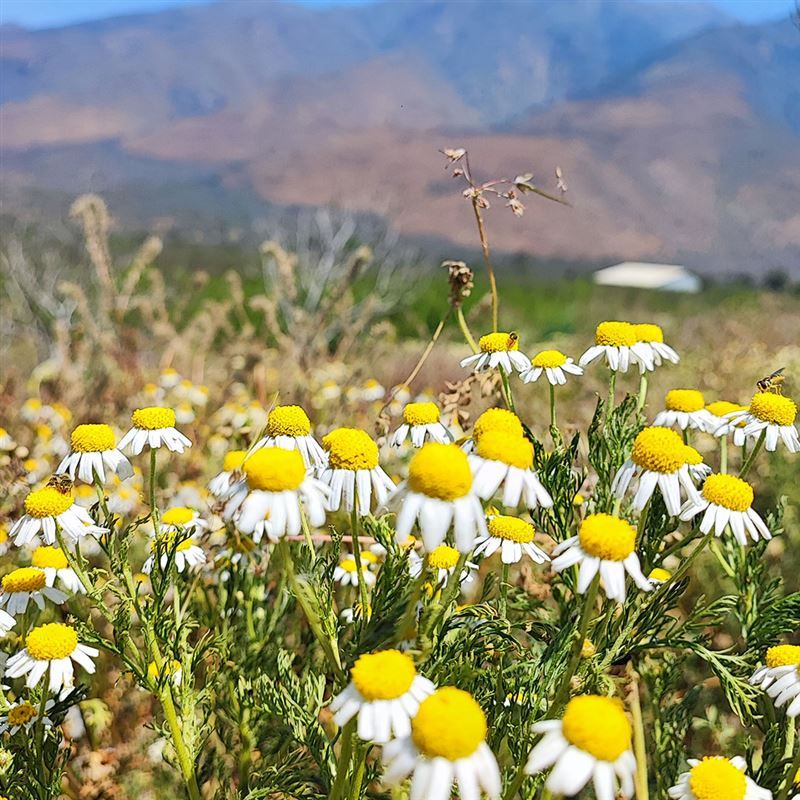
[{"x1": 0, "y1": 154, "x2": 799, "y2": 800}]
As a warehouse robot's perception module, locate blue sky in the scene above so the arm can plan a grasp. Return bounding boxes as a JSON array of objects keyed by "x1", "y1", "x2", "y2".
[{"x1": 1, "y1": 0, "x2": 794, "y2": 29}]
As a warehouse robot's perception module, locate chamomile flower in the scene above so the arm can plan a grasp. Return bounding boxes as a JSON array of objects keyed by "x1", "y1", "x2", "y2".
[
  {"x1": 208, "y1": 450, "x2": 248, "y2": 499},
  {"x1": 148, "y1": 658, "x2": 183, "y2": 687},
  {"x1": 6, "y1": 622, "x2": 98, "y2": 692},
  {"x1": 750, "y1": 645, "x2": 800, "y2": 718},
  {"x1": 253, "y1": 405, "x2": 327, "y2": 469},
  {"x1": 648, "y1": 567, "x2": 672, "y2": 585},
  {"x1": 551, "y1": 514, "x2": 651, "y2": 602},
  {"x1": 704, "y1": 401, "x2": 748, "y2": 436},
  {"x1": 679, "y1": 474, "x2": 771, "y2": 545},
  {"x1": 633, "y1": 323, "x2": 680, "y2": 371},
  {"x1": 334, "y1": 555, "x2": 376, "y2": 588},
  {"x1": 0, "y1": 608, "x2": 14, "y2": 637},
  {"x1": 142, "y1": 531, "x2": 206, "y2": 575},
  {"x1": 468, "y1": 431, "x2": 553, "y2": 510},
  {"x1": 390, "y1": 402, "x2": 452, "y2": 447},
  {"x1": 319, "y1": 428, "x2": 395, "y2": 516},
  {"x1": 409, "y1": 544, "x2": 479, "y2": 588},
  {"x1": 525, "y1": 695, "x2": 636, "y2": 800},
  {"x1": 118, "y1": 407, "x2": 192, "y2": 455},
  {"x1": 460, "y1": 331, "x2": 531, "y2": 375},
  {"x1": 473, "y1": 514, "x2": 550, "y2": 565},
  {"x1": 653, "y1": 390, "x2": 715, "y2": 432},
  {"x1": 719, "y1": 392, "x2": 799, "y2": 453},
  {"x1": 382, "y1": 687, "x2": 501, "y2": 800},
  {"x1": 668, "y1": 756, "x2": 771, "y2": 800},
  {"x1": 0, "y1": 428, "x2": 16, "y2": 451},
  {"x1": 684, "y1": 445, "x2": 712, "y2": 483},
  {"x1": 391, "y1": 443, "x2": 486, "y2": 552},
  {"x1": 520, "y1": 350, "x2": 583, "y2": 385},
  {"x1": 224, "y1": 447, "x2": 329, "y2": 538},
  {"x1": 462, "y1": 407, "x2": 524, "y2": 453},
  {"x1": 579, "y1": 321, "x2": 649, "y2": 373},
  {"x1": 0, "y1": 699, "x2": 54, "y2": 735},
  {"x1": 31, "y1": 546, "x2": 84, "y2": 594},
  {"x1": 159, "y1": 367, "x2": 181, "y2": 388},
  {"x1": 160, "y1": 506, "x2": 209, "y2": 536},
  {"x1": 330, "y1": 649, "x2": 435, "y2": 743},
  {"x1": 11, "y1": 486, "x2": 107, "y2": 546},
  {"x1": 611, "y1": 427, "x2": 702, "y2": 516}
]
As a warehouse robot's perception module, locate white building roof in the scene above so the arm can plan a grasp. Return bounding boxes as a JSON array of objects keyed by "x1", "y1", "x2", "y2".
[{"x1": 594, "y1": 262, "x2": 701, "y2": 292}]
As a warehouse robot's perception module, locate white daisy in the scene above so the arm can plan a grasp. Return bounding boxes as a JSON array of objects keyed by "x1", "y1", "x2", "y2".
[
  {"x1": 702, "y1": 401, "x2": 748, "y2": 437},
  {"x1": 525, "y1": 694, "x2": 636, "y2": 800},
  {"x1": 0, "y1": 698, "x2": 54, "y2": 735},
  {"x1": 31, "y1": 545, "x2": 85, "y2": 594},
  {"x1": 460, "y1": 331, "x2": 532, "y2": 375},
  {"x1": 579, "y1": 321, "x2": 651, "y2": 373},
  {"x1": 142, "y1": 533, "x2": 206, "y2": 575},
  {"x1": 148, "y1": 658, "x2": 183, "y2": 688},
  {"x1": 668, "y1": 756, "x2": 771, "y2": 800},
  {"x1": 382, "y1": 687, "x2": 501, "y2": 800},
  {"x1": 551, "y1": 514, "x2": 651, "y2": 602},
  {"x1": 653, "y1": 390, "x2": 716, "y2": 432},
  {"x1": 359, "y1": 378, "x2": 386, "y2": 402},
  {"x1": 390, "y1": 443, "x2": 486, "y2": 552},
  {"x1": 679, "y1": 474, "x2": 771, "y2": 546},
  {"x1": 520, "y1": 350, "x2": 583, "y2": 386},
  {"x1": 718, "y1": 392, "x2": 799, "y2": 453},
  {"x1": 390, "y1": 402, "x2": 452, "y2": 447},
  {"x1": 334, "y1": 555, "x2": 376, "y2": 588},
  {"x1": 208, "y1": 449, "x2": 248, "y2": 499},
  {"x1": 6, "y1": 622, "x2": 98, "y2": 692},
  {"x1": 223, "y1": 447, "x2": 329, "y2": 538},
  {"x1": 468, "y1": 431, "x2": 553, "y2": 510},
  {"x1": 632, "y1": 323, "x2": 680, "y2": 372},
  {"x1": 473, "y1": 514, "x2": 550, "y2": 565},
  {"x1": 118, "y1": 407, "x2": 192, "y2": 455},
  {"x1": 0, "y1": 608, "x2": 15, "y2": 636},
  {"x1": 409, "y1": 545, "x2": 479, "y2": 589},
  {"x1": 0, "y1": 427, "x2": 16, "y2": 451},
  {"x1": 58, "y1": 423, "x2": 134, "y2": 484},
  {"x1": 252, "y1": 405, "x2": 327, "y2": 469},
  {"x1": 750, "y1": 645, "x2": 800, "y2": 718},
  {"x1": 160, "y1": 506, "x2": 209, "y2": 536},
  {"x1": 330, "y1": 649, "x2": 435, "y2": 743},
  {"x1": 319, "y1": 428, "x2": 395, "y2": 517},
  {"x1": 611, "y1": 427, "x2": 701, "y2": 516},
  {"x1": 462, "y1": 407, "x2": 525, "y2": 454},
  {"x1": 11, "y1": 485, "x2": 108, "y2": 546}
]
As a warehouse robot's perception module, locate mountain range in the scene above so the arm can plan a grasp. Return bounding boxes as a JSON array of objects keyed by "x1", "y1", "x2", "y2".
[{"x1": 2, "y1": 0, "x2": 799, "y2": 276}]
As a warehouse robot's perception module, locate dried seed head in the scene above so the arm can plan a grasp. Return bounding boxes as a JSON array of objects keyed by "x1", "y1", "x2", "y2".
[{"x1": 441, "y1": 260, "x2": 474, "y2": 308}]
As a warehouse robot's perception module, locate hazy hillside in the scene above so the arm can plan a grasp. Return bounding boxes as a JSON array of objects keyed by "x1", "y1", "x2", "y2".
[{"x1": 2, "y1": 0, "x2": 799, "y2": 276}]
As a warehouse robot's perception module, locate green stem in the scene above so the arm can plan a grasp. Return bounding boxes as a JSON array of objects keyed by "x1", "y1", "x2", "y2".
[
  {"x1": 720, "y1": 437, "x2": 728, "y2": 474},
  {"x1": 549, "y1": 574, "x2": 600, "y2": 715},
  {"x1": 349, "y1": 744, "x2": 368, "y2": 800},
  {"x1": 739, "y1": 429, "x2": 766, "y2": 479},
  {"x1": 636, "y1": 373, "x2": 649, "y2": 413},
  {"x1": 457, "y1": 307, "x2": 479, "y2": 353},
  {"x1": 499, "y1": 562, "x2": 510, "y2": 618},
  {"x1": 629, "y1": 670, "x2": 649, "y2": 800},
  {"x1": 778, "y1": 721, "x2": 800, "y2": 800},
  {"x1": 300, "y1": 504, "x2": 316, "y2": 563},
  {"x1": 502, "y1": 764, "x2": 529, "y2": 800},
  {"x1": 149, "y1": 447, "x2": 160, "y2": 535},
  {"x1": 398, "y1": 552, "x2": 428, "y2": 642},
  {"x1": 349, "y1": 504, "x2": 370, "y2": 619},
  {"x1": 93, "y1": 475, "x2": 110, "y2": 520},
  {"x1": 605, "y1": 371, "x2": 617, "y2": 427},
  {"x1": 500, "y1": 367, "x2": 517, "y2": 414},
  {"x1": 548, "y1": 383, "x2": 562, "y2": 447},
  {"x1": 636, "y1": 497, "x2": 651, "y2": 550},
  {"x1": 329, "y1": 720, "x2": 355, "y2": 800}
]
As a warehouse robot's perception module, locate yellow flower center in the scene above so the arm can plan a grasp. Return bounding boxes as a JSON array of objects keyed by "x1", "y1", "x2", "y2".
[
  {"x1": 633, "y1": 323, "x2": 664, "y2": 343},
  {"x1": 472, "y1": 408, "x2": 523, "y2": 442},
  {"x1": 578, "y1": 514, "x2": 636, "y2": 561},
  {"x1": 476, "y1": 431, "x2": 533, "y2": 469},
  {"x1": 706, "y1": 401, "x2": 747, "y2": 418},
  {"x1": 8, "y1": 703, "x2": 37, "y2": 727},
  {"x1": 266, "y1": 405, "x2": 312, "y2": 437},
  {"x1": 479, "y1": 332, "x2": 519, "y2": 353},
  {"x1": 32, "y1": 546, "x2": 69, "y2": 570},
  {"x1": 702, "y1": 474, "x2": 753, "y2": 512},
  {"x1": 222, "y1": 450, "x2": 247, "y2": 472},
  {"x1": 26, "y1": 623, "x2": 78, "y2": 661},
  {"x1": 408, "y1": 443, "x2": 472, "y2": 501},
  {"x1": 631, "y1": 427, "x2": 687, "y2": 473},
  {"x1": 749, "y1": 392, "x2": 797, "y2": 427},
  {"x1": 244, "y1": 448, "x2": 306, "y2": 492},
  {"x1": 532, "y1": 350, "x2": 568, "y2": 368},
  {"x1": 766, "y1": 645, "x2": 800, "y2": 669},
  {"x1": 561, "y1": 695, "x2": 632, "y2": 761},
  {"x1": 2, "y1": 566, "x2": 47, "y2": 593},
  {"x1": 665, "y1": 389, "x2": 705, "y2": 413},
  {"x1": 131, "y1": 407, "x2": 176, "y2": 430},
  {"x1": 350, "y1": 650, "x2": 417, "y2": 700},
  {"x1": 403, "y1": 402, "x2": 441, "y2": 426},
  {"x1": 428, "y1": 545, "x2": 461, "y2": 570},
  {"x1": 70, "y1": 423, "x2": 116, "y2": 452},
  {"x1": 683, "y1": 446, "x2": 703, "y2": 466},
  {"x1": 689, "y1": 757, "x2": 746, "y2": 800},
  {"x1": 161, "y1": 507, "x2": 196, "y2": 526},
  {"x1": 322, "y1": 428, "x2": 379, "y2": 471},
  {"x1": 488, "y1": 515, "x2": 535, "y2": 543},
  {"x1": 411, "y1": 688, "x2": 486, "y2": 760},
  {"x1": 147, "y1": 659, "x2": 181, "y2": 680},
  {"x1": 648, "y1": 568, "x2": 671, "y2": 582},
  {"x1": 24, "y1": 486, "x2": 74, "y2": 518},
  {"x1": 338, "y1": 557, "x2": 366, "y2": 574},
  {"x1": 595, "y1": 321, "x2": 636, "y2": 347}
]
